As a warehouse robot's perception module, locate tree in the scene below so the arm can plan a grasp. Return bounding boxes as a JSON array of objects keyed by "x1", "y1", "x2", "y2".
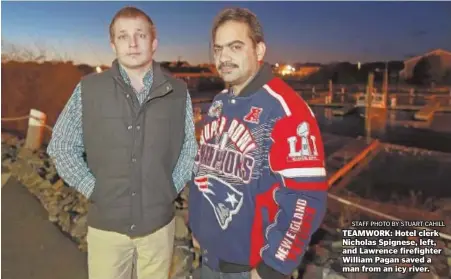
[
  {"x1": 411, "y1": 56, "x2": 432, "y2": 85},
  {"x1": 411, "y1": 54, "x2": 445, "y2": 86},
  {"x1": 443, "y1": 69, "x2": 451, "y2": 85},
  {"x1": 427, "y1": 54, "x2": 444, "y2": 84}
]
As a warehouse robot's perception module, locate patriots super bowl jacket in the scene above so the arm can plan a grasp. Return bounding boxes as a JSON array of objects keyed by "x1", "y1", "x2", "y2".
[{"x1": 188, "y1": 63, "x2": 328, "y2": 279}]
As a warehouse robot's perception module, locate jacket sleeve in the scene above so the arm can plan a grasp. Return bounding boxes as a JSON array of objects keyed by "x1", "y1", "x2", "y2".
[{"x1": 256, "y1": 105, "x2": 328, "y2": 279}]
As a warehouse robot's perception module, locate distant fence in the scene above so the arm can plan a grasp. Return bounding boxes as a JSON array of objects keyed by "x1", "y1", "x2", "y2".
[
  {"x1": 2, "y1": 108, "x2": 451, "y2": 241},
  {"x1": 294, "y1": 85, "x2": 451, "y2": 94}
]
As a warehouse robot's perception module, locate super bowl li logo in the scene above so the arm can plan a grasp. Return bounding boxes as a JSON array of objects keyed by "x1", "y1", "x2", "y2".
[{"x1": 287, "y1": 121, "x2": 319, "y2": 161}]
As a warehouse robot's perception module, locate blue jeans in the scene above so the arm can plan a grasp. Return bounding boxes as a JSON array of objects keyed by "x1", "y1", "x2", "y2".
[{"x1": 200, "y1": 264, "x2": 250, "y2": 279}]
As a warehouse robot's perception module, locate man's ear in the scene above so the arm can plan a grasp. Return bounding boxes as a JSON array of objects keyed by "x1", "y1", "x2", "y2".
[
  {"x1": 110, "y1": 41, "x2": 117, "y2": 55},
  {"x1": 152, "y1": 38, "x2": 158, "y2": 53},
  {"x1": 256, "y1": 42, "x2": 266, "y2": 62}
]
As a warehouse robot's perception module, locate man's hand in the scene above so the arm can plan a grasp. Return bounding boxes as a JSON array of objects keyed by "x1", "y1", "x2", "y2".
[
  {"x1": 251, "y1": 269, "x2": 262, "y2": 279},
  {"x1": 192, "y1": 235, "x2": 200, "y2": 250}
]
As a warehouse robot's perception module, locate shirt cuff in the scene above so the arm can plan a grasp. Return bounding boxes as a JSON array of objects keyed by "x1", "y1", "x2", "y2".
[{"x1": 77, "y1": 174, "x2": 95, "y2": 199}]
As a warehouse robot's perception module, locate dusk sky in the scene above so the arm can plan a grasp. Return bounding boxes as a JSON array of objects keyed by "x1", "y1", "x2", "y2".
[{"x1": 2, "y1": 1, "x2": 451, "y2": 66}]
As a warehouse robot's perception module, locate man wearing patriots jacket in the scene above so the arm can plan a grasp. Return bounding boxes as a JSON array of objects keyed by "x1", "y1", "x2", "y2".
[{"x1": 188, "y1": 7, "x2": 328, "y2": 279}]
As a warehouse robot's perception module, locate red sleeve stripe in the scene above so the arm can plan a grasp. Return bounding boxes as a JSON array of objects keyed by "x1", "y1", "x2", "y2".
[
  {"x1": 262, "y1": 84, "x2": 292, "y2": 117},
  {"x1": 263, "y1": 78, "x2": 310, "y2": 117},
  {"x1": 283, "y1": 177, "x2": 328, "y2": 190}
]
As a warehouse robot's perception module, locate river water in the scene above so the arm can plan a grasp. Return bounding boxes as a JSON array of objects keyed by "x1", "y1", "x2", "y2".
[
  {"x1": 192, "y1": 91, "x2": 451, "y2": 153},
  {"x1": 313, "y1": 107, "x2": 451, "y2": 153},
  {"x1": 192, "y1": 91, "x2": 451, "y2": 201}
]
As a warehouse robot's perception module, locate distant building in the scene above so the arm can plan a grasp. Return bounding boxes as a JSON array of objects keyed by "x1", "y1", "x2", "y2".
[
  {"x1": 160, "y1": 61, "x2": 218, "y2": 78},
  {"x1": 76, "y1": 64, "x2": 109, "y2": 75},
  {"x1": 273, "y1": 63, "x2": 321, "y2": 77},
  {"x1": 77, "y1": 61, "x2": 217, "y2": 75},
  {"x1": 399, "y1": 48, "x2": 451, "y2": 80},
  {"x1": 160, "y1": 61, "x2": 223, "y2": 91},
  {"x1": 198, "y1": 63, "x2": 218, "y2": 76},
  {"x1": 168, "y1": 61, "x2": 190, "y2": 67},
  {"x1": 294, "y1": 63, "x2": 322, "y2": 77}
]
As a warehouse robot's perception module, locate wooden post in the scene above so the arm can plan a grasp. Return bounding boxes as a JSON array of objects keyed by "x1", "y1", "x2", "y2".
[
  {"x1": 408, "y1": 88, "x2": 414, "y2": 105},
  {"x1": 341, "y1": 87, "x2": 345, "y2": 103},
  {"x1": 328, "y1": 80, "x2": 333, "y2": 99},
  {"x1": 390, "y1": 96, "x2": 397, "y2": 108},
  {"x1": 365, "y1": 73, "x2": 374, "y2": 144},
  {"x1": 383, "y1": 66, "x2": 388, "y2": 107},
  {"x1": 24, "y1": 109, "x2": 47, "y2": 151},
  {"x1": 194, "y1": 107, "x2": 202, "y2": 124}
]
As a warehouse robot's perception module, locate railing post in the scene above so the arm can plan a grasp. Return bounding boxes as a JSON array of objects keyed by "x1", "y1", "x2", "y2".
[
  {"x1": 328, "y1": 79, "x2": 333, "y2": 99},
  {"x1": 390, "y1": 96, "x2": 397, "y2": 108},
  {"x1": 24, "y1": 109, "x2": 47, "y2": 151},
  {"x1": 365, "y1": 73, "x2": 374, "y2": 144}
]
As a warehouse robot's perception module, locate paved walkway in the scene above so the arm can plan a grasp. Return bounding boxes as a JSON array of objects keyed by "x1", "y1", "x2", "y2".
[
  {"x1": 2, "y1": 172, "x2": 11, "y2": 187},
  {"x1": 1, "y1": 175, "x2": 88, "y2": 279}
]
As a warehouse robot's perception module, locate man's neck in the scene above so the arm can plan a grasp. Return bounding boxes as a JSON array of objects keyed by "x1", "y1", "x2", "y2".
[
  {"x1": 231, "y1": 66, "x2": 260, "y2": 96},
  {"x1": 122, "y1": 61, "x2": 153, "y2": 82}
]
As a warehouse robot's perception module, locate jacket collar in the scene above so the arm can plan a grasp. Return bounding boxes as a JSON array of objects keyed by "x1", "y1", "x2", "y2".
[
  {"x1": 232, "y1": 62, "x2": 274, "y2": 97},
  {"x1": 110, "y1": 59, "x2": 173, "y2": 99}
]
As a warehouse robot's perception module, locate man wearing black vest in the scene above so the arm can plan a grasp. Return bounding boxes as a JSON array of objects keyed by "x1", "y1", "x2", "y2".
[{"x1": 47, "y1": 6, "x2": 197, "y2": 279}]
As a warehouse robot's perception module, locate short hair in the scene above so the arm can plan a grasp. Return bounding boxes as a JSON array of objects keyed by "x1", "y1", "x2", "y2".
[
  {"x1": 109, "y1": 6, "x2": 156, "y2": 42},
  {"x1": 211, "y1": 7, "x2": 264, "y2": 46}
]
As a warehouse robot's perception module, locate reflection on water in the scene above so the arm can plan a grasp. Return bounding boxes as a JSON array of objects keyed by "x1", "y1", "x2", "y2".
[
  {"x1": 346, "y1": 146, "x2": 451, "y2": 201},
  {"x1": 191, "y1": 90, "x2": 451, "y2": 203},
  {"x1": 193, "y1": 95, "x2": 451, "y2": 153},
  {"x1": 314, "y1": 106, "x2": 451, "y2": 152}
]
